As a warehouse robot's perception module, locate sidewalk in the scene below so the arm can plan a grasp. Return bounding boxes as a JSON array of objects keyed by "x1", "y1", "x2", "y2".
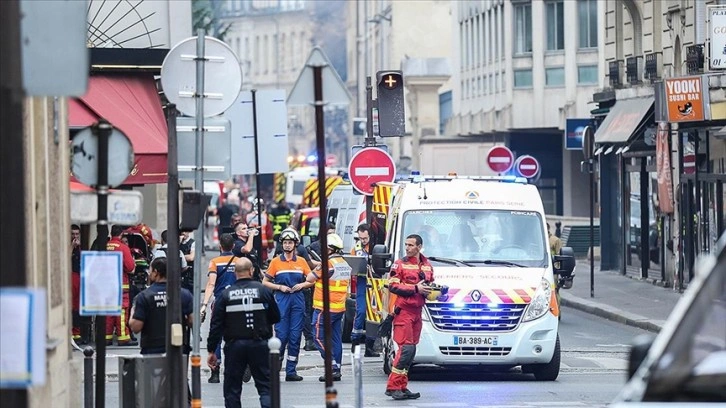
[{"x1": 560, "y1": 263, "x2": 683, "y2": 333}]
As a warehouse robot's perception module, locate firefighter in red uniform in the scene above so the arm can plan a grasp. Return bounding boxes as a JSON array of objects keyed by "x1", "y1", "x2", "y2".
[
  {"x1": 106, "y1": 224, "x2": 137, "y2": 345},
  {"x1": 385, "y1": 234, "x2": 434, "y2": 400}
]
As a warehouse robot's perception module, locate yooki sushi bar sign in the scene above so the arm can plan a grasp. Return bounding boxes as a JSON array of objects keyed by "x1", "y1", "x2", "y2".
[{"x1": 664, "y1": 76, "x2": 705, "y2": 123}]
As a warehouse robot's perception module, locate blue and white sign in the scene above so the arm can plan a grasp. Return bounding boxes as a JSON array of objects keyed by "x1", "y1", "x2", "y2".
[
  {"x1": 0, "y1": 288, "x2": 46, "y2": 388},
  {"x1": 565, "y1": 119, "x2": 591, "y2": 150},
  {"x1": 80, "y1": 251, "x2": 123, "y2": 316}
]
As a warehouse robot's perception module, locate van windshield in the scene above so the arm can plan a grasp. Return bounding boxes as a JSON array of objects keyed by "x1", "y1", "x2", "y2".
[{"x1": 400, "y1": 209, "x2": 548, "y2": 266}]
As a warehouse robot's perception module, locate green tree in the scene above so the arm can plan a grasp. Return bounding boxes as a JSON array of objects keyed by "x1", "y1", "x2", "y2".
[{"x1": 192, "y1": 0, "x2": 232, "y2": 41}]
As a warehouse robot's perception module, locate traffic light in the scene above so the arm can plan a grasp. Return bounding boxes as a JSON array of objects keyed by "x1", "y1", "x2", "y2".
[
  {"x1": 180, "y1": 191, "x2": 210, "y2": 232},
  {"x1": 376, "y1": 70, "x2": 405, "y2": 137}
]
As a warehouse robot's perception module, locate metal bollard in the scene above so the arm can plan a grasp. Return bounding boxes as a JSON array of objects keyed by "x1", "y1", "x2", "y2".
[
  {"x1": 268, "y1": 337, "x2": 281, "y2": 408},
  {"x1": 352, "y1": 345, "x2": 363, "y2": 408},
  {"x1": 83, "y1": 346, "x2": 95, "y2": 408}
]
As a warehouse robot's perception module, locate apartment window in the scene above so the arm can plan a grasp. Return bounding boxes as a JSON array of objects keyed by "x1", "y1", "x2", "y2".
[
  {"x1": 578, "y1": 65, "x2": 599, "y2": 84},
  {"x1": 578, "y1": 0, "x2": 598, "y2": 48},
  {"x1": 546, "y1": 1, "x2": 565, "y2": 51},
  {"x1": 545, "y1": 67, "x2": 565, "y2": 86},
  {"x1": 460, "y1": 23, "x2": 465, "y2": 70},
  {"x1": 514, "y1": 2, "x2": 532, "y2": 54},
  {"x1": 494, "y1": 7, "x2": 500, "y2": 61},
  {"x1": 513, "y1": 69, "x2": 533, "y2": 88}
]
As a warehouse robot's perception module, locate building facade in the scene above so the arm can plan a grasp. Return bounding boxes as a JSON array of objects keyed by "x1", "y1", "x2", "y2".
[
  {"x1": 346, "y1": 0, "x2": 453, "y2": 171},
  {"x1": 445, "y1": 0, "x2": 605, "y2": 216},
  {"x1": 593, "y1": 0, "x2": 726, "y2": 287}
]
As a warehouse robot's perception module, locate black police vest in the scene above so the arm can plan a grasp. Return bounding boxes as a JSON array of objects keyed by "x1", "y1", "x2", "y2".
[
  {"x1": 180, "y1": 238, "x2": 194, "y2": 267},
  {"x1": 222, "y1": 281, "x2": 273, "y2": 341},
  {"x1": 139, "y1": 288, "x2": 169, "y2": 350}
]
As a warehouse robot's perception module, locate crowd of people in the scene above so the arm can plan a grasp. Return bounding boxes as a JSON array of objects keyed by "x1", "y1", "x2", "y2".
[{"x1": 69, "y1": 188, "x2": 436, "y2": 405}]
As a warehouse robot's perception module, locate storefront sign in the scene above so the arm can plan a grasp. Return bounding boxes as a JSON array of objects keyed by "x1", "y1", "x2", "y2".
[
  {"x1": 664, "y1": 76, "x2": 705, "y2": 122},
  {"x1": 564, "y1": 119, "x2": 590, "y2": 150},
  {"x1": 710, "y1": 6, "x2": 726, "y2": 70},
  {"x1": 655, "y1": 122, "x2": 674, "y2": 214}
]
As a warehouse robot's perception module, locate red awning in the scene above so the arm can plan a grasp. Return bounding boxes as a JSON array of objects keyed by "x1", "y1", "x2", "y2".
[{"x1": 69, "y1": 74, "x2": 168, "y2": 185}]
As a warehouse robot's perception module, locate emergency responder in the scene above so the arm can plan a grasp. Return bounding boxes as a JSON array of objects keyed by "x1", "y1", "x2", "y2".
[
  {"x1": 262, "y1": 228, "x2": 313, "y2": 381},
  {"x1": 548, "y1": 223, "x2": 562, "y2": 255},
  {"x1": 128, "y1": 257, "x2": 193, "y2": 354},
  {"x1": 305, "y1": 233, "x2": 351, "y2": 382},
  {"x1": 71, "y1": 224, "x2": 90, "y2": 344},
  {"x1": 384, "y1": 234, "x2": 434, "y2": 400},
  {"x1": 232, "y1": 221, "x2": 260, "y2": 280},
  {"x1": 180, "y1": 230, "x2": 196, "y2": 292},
  {"x1": 201, "y1": 233, "x2": 237, "y2": 383},
  {"x1": 207, "y1": 257, "x2": 280, "y2": 408},
  {"x1": 350, "y1": 223, "x2": 380, "y2": 357},
  {"x1": 106, "y1": 224, "x2": 137, "y2": 346},
  {"x1": 269, "y1": 199, "x2": 292, "y2": 242}
]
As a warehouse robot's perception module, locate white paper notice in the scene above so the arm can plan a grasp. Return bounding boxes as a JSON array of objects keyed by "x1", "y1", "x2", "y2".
[
  {"x1": 0, "y1": 288, "x2": 46, "y2": 388},
  {"x1": 80, "y1": 251, "x2": 122, "y2": 316}
]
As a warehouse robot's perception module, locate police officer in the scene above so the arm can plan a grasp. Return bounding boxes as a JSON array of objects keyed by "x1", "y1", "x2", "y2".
[
  {"x1": 305, "y1": 233, "x2": 351, "y2": 382},
  {"x1": 129, "y1": 257, "x2": 193, "y2": 354},
  {"x1": 207, "y1": 257, "x2": 280, "y2": 408},
  {"x1": 262, "y1": 228, "x2": 312, "y2": 381},
  {"x1": 350, "y1": 224, "x2": 380, "y2": 357}
]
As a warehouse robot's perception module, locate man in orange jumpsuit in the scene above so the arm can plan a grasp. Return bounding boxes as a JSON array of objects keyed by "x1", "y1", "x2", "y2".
[
  {"x1": 385, "y1": 234, "x2": 434, "y2": 400},
  {"x1": 106, "y1": 225, "x2": 137, "y2": 345}
]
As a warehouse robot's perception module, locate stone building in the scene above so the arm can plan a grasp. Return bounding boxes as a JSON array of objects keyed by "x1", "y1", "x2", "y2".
[{"x1": 593, "y1": 0, "x2": 726, "y2": 287}]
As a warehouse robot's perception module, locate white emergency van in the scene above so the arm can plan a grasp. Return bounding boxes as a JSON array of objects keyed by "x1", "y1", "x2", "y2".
[
  {"x1": 371, "y1": 175, "x2": 575, "y2": 381},
  {"x1": 326, "y1": 184, "x2": 367, "y2": 253}
]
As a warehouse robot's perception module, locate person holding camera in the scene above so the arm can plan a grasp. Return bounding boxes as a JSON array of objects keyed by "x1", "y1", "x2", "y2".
[
  {"x1": 350, "y1": 224, "x2": 380, "y2": 357},
  {"x1": 232, "y1": 221, "x2": 261, "y2": 281},
  {"x1": 384, "y1": 234, "x2": 434, "y2": 400}
]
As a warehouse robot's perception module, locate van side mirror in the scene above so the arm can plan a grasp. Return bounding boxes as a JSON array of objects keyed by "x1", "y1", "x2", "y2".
[
  {"x1": 553, "y1": 246, "x2": 576, "y2": 277},
  {"x1": 371, "y1": 244, "x2": 392, "y2": 278},
  {"x1": 627, "y1": 334, "x2": 655, "y2": 379},
  {"x1": 301, "y1": 235, "x2": 312, "y2": 247}
]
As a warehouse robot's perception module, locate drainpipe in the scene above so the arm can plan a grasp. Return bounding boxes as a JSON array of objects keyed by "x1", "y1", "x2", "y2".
[{"x1": 695, "y1": 0, "x2": 706, "y2": 46}]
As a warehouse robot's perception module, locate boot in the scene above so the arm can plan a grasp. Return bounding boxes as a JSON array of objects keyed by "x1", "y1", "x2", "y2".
[
  {"x1": 208, "y1": 367, "x2": 220, "y2": 383},
  {"x1": 303, "y1": 339, "x2": 316, "y2": 351},
  {"x1": 285, "y1": 374, "x2": 303, "y2": 382},
  {"x1": 319, "y1": 372, "x2": 341, "y2": 382},
  {"x1": 364, "y1": 339, "x2": 380, "y2": 357}
]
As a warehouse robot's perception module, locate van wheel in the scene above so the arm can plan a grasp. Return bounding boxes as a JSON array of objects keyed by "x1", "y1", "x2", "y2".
[
  {"x1": 342, "y1": 314, "x2": 353, "y2": 343},
  {"x1": 524, "y1": 335, "x2": 560, "y2": 381},
  {"x1": 382, "y1": 337, "x2": 394, "y2": 375}
]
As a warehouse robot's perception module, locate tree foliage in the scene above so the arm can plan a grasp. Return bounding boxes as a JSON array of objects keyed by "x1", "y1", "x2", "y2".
[{"x1": 192, "y1": 0, "x2": 232, "y2": 41}]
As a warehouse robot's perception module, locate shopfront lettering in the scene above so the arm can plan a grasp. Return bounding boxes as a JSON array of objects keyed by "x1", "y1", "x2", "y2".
[{"x1": 665, "y1": 78, "x2": 700, "y2": 95}]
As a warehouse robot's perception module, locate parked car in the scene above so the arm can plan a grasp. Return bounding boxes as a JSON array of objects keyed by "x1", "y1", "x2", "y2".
[{"x1": 611, "y1": 232, "x2": 726, "y2": 405}]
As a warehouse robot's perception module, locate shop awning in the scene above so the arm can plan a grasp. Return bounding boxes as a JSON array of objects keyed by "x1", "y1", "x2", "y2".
[
  {"x1": 594, "y1": 97, "x2": 654, "y2": 144},
  {"x1": 69, "y1": 74, "x2": 168, "y2": 185}
]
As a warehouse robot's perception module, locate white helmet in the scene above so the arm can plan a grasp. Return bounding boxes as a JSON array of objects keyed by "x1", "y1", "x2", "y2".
[
  {"x1": 327, "y1": 233, "x2": 344, "y2": 251},
  {"x1": 279, "y1": 228, "x2": 300, "y2": 243}
]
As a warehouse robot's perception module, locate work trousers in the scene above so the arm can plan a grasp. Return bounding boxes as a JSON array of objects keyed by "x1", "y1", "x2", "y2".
[
  {"x1": 312, "y1": 309, "x2": 343, "y2": 373},
  {"x1": 223, "y1": 339, "x2": 271, "y2": 408},
  {"x1": 273, "y1": 292, "x2": 305, "y2": 376},
  {"x1": 106, "y1": 291, "x2": 131, "y2": 343},
  {"x1": 386, "y1": 308, "x2": 422, "y2": 391},
  {"x1": 301, "y1": 288, "x2": 314, "y2": 343},
  {"x1": 351, "y1": 275, "x2": 375, "y2": 348}
]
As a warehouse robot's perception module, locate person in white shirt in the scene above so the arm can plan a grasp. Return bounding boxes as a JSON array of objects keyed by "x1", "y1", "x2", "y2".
[{"x1": 153, "y1": 230, "x2": 187, "y2": 269}]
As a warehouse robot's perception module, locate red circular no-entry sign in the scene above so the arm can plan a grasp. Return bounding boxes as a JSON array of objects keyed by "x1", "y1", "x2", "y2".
[
  {"x1": 515, "y1": 155, "x2": 540, "y2": 179},
  {"x1": 348, "y1": 147, "x2": 396, "y2": 195},
  {"x1": 486, "y1": 146, "x2": 514, "y2": 174}
]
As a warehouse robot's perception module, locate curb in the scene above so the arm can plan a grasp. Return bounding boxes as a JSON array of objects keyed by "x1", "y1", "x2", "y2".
[{"x1": 560, "y1": 294, "x2": 663, "y2": 333}]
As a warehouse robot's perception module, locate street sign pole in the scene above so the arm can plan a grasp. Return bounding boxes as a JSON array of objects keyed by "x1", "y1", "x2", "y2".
[
  {"x1": 251, "y1": 89, "x2": 264, "y2": 269},
  {"x1": 94, "y1": 120, "x2": 111, "y2": 408},
  {"x1": 365, "y1": 76, "x2": 375, "y2": 230},
  {"x1": 191, "y1": 29, "x2": 205, "y2": 407},
  {"x1": 312, "y1": 64, "x2": 339, "y2": 408},
  {"x1": 165, "y1": 104, "x2": 185, "y2": 407},
  {"x1": 582, "y1": 126, "x2": 595, "y2": 298}
]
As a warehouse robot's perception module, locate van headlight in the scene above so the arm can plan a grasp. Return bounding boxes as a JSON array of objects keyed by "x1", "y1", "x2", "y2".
[{"x1": 522, "y1": 278, "x2": 552, "y2": 322}]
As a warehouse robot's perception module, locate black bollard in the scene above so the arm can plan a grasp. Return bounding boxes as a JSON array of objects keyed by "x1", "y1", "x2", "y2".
[
  {"x1": 83, "y1": 346, "x2": 95, "y2": 408},
  {"x1": 268, "y1": 337, "x2": 281, "y2": 408}
]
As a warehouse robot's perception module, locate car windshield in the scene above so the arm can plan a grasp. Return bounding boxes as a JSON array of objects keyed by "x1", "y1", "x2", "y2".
[
  {"x1": 399, "y1": 209, "x2": 548, "y2": 266},
  {"x1": 645, "y1": 256, "x2": 726, "y2": 401}
]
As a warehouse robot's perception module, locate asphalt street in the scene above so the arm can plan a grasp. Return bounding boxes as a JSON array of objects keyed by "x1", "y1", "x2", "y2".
[{"x1": 99, "y1": 306, "x2": 649, "y2": 407}]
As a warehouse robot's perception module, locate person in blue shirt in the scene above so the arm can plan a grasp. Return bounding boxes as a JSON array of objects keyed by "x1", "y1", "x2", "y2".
[{"x1": 201, "y1": 233, "x2": 238, "y2": 383}]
